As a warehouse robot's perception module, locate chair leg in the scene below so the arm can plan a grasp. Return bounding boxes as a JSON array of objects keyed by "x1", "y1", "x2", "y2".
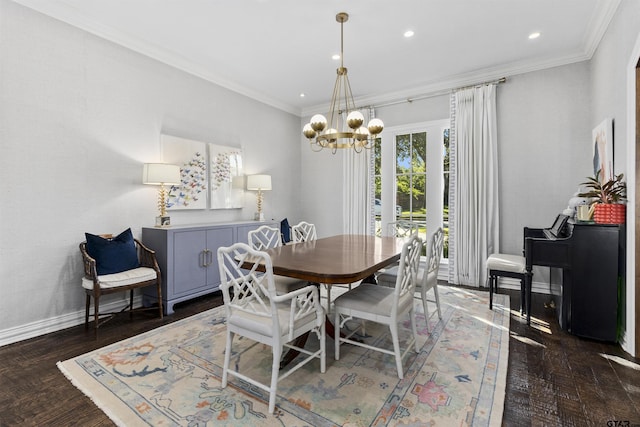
[
  {"x1": 319, "y1": 321, "x2": 326, "y2": 373},
  {"x1": 269, "y1": 344, "x2": 282, "y2": 413},
  {"x1": 433, "y1": 285, "x2": 442, "y2": 319},
  {"x1": 326, "y1": 285, "x2": 332, "y2": 313},
  {"x1": 519, "y1": 277, "x2": 525, "y2": 315},
  {"x1": 334, "y1": 310, "x2": 341, "y2": 361},
  {"x1": 410, "y1": 308, "x2": 419, "y2": 353},
  {"x1": 85, "y1": 295, "x2": 90, "y2": 330},
  {"x1": 129, "y1": 290, "x2": 134, "y2": 318},
  {"x1": 421, "y1": 285, "x2": 430, "y2": 333},
  {"x1": 222, "y1": 330, "x2": 233, "y2": 388},
  {"x1": 489, "y1": 274, "x2": 494, "y2": 310},
  {"x1": 93, "y1": 294, "x2": 100, "y2": 336},
  {"x1": 525, "y1": 273, "x2": 532, "y2": 325},
  {"x1": 389, "y1": 324, "x2": 404, "y2": 379}
]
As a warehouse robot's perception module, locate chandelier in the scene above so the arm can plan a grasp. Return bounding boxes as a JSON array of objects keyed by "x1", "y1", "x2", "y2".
[{"x1": 302, "y1": 12, "x2": 384, "y2": 153}]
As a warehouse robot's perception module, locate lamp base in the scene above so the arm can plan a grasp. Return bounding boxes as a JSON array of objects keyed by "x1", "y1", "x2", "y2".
[
  {"x1": 254, "y1": 212, "x2": 265, "y2": 221},
  {"x1": 155, "y1": 215, "x2": 171, "y2": 227}
]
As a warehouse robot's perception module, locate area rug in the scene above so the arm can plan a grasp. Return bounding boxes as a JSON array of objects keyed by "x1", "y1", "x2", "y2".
[{"x1": 58, "y1": 286, "x2": 509, "y2": 426}]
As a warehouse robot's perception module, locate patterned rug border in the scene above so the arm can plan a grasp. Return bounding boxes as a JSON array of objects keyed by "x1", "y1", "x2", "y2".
[{"x1": 58, "y1": 287, "x2": 510, "y2": 426}]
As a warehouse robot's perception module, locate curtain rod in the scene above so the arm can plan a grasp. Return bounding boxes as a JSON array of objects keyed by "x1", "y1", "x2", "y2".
[{"x1": 370, "y1": 77, "x2": 507, "y2": 109}]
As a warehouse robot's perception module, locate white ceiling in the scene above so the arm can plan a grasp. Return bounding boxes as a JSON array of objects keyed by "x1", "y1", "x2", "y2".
[{"x1": 13, "y1": 0, "x2": 620, "y2": 116}]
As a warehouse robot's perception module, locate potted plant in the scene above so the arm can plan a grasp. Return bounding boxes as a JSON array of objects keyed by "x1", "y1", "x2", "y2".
[{"x1": 578, "y1": 170, "x2": 627, "y2": 224}]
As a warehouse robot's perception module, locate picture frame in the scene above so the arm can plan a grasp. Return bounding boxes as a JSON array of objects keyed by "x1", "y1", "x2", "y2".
[
  {"x1": 161, "y1": 134, "x2": 208, "y2": 211},
  {"x1": 209, "y1": 143, "x2": 244, "y2": 209},
  {"x1": 592, "y1": 118, "x2": 614, "y2": 183}
]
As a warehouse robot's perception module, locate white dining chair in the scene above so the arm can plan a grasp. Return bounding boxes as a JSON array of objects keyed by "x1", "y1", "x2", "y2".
[
  {"x1": 387, "y1": 220, "x2": 420, "y2": 238},
  {"x1": 248, "y1": 225, "x2": 308, "y2": 294},
  {"x1": 376, "y1": 220, "x2": 420, "y2": 274},
  {"x1": 248, "y1": 225, "x2": 283, "y2": 251},
  {"x1": 334, "y1": 234, "x2": 422, "y2": 379},
  {"x1": 217, "y1": 242, "x2": 326, "y2": 413},
  {"x1": 291, "y1": 221, "x2": 317, "y2": 243},
  {"x1": 378, "y1": 228, "x2": 444, "y2": 332}
]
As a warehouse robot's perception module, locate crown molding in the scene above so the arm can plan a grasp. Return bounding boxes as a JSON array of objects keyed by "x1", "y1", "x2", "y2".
[
  {"x1": 11, "y1": 0, "x2": 621, "y2": 119},
  {"x1": 301, "y1": 51, "x2": 592, "y2": 117},
  {"x1": 582, "y1": 0, "x2": 621, "y2": 58}
]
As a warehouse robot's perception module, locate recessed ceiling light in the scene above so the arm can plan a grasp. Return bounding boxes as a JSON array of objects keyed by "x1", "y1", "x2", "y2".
[
  {"x1": 332, "y1": 54, "x2": 340, "y2": 60},
  {"x1": 529, "y1": 32, "x2": 541, "y2": 40},
  {"x1": 300, "y1": 93, "x2": 305, "y2": 98},
  {"x1": 404, "y1": 30, "x2": 415, "y2": 38}
]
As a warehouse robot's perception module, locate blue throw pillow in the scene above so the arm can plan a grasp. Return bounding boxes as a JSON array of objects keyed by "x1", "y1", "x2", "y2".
[
  {"x1": 85, "y1": 228, "x2": 140, "y2": 275},
  {"x1": 280, "y1": 218, "x2": 291, "y2": 243}
]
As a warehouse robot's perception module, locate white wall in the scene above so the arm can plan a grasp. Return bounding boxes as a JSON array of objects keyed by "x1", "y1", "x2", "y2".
[
  {"x1": 0, "y1": 0, "x2": 301, "y2": 342},
  {"x1": 497, "y1": 62, "x2": 592, "y2": 255},
  {"x1": 588, "y1": 0, "x2": 640, "y2": 355}
]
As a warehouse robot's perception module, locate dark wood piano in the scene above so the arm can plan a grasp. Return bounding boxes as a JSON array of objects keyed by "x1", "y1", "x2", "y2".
[{"x1": 524, "y1": 215, "x2": 625, "y2": 342}]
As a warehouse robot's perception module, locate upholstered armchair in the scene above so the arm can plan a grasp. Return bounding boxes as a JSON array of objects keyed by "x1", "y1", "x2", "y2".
[{"x1": 80, "y1": 228, "x2": 163, "y2": 335}]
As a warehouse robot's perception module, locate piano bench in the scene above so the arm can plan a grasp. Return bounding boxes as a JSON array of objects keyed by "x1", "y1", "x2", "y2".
[{"x1": 487, "y1": 254, "x2": 528, "y2": 322}]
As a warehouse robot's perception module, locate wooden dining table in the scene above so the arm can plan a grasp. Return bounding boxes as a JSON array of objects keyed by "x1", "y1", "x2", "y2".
[
  {"x1": 258, "y1": 234, "x2": 407, "y2": 367},
  {"x1": 265, "y1": 234, "x2": 406, "y2": 284}
]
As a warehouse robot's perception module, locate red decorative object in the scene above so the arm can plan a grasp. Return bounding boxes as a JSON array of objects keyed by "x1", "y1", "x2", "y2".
[{"x1": 593, "y1": 203, "x2": 626, "y2": 224}]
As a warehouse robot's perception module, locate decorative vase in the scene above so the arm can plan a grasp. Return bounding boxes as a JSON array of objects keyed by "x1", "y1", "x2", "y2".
[{"x1": 593, "y1": 203, "x2": 626, "y2": 224}]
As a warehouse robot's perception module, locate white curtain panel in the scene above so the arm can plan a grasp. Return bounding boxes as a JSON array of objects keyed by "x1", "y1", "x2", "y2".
[
  {"x1": 342, "y1": 108, "x2": 374, "y2": 235},
  {"x1": 448, "y1": 85, "x2": 499, "y2": 287}
]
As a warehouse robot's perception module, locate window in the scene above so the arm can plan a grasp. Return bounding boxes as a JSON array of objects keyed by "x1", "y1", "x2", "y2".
[
  {"x1": 374, "y1": 120, "x2": 449, "y2": 259},
  {"x1": 396, "y1": 131, "x2": 426, "y2": 223}
]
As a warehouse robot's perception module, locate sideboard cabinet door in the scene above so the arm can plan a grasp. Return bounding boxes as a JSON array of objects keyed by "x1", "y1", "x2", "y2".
[
  {"x1": 171, "y1": 227, "x2": 233, "y2": 297},
  {"x1": 205, "y1": 227, "x2": 234, "y2": 287},
  {"x1": 142, "y1": 221, "x2": 276, "y2": 314}
]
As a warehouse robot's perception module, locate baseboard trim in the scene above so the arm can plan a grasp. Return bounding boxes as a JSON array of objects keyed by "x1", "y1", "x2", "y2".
[{"x1": 0, "y1": 296, "x2": 143, "y2": 347}]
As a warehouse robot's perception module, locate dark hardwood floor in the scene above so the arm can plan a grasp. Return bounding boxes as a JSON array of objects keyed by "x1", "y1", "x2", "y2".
[{"x1": 1, "y1": 285, "x2": 639, "y2": 426}]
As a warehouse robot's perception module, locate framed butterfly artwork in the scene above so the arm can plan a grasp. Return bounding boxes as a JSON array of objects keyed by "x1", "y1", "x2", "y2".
[{"x1": 161, "y1": 134, "x2": 208, "y2": 211}]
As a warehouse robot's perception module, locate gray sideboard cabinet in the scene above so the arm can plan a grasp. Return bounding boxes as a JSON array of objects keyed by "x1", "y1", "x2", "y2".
[{"x1": 142, "y1": 220, "x2": 277, "y2": 314}]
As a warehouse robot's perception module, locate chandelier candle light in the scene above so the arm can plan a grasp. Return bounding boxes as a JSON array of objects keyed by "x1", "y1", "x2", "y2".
[
  {"x1": 302, "y1": 12, "x2": 384, "y2": 153},
  {"x1": 142, "y1": 163, "x2": 181, "y2": 227},
  {"x1": 246, "y1": 174, "x2": 272, "y2": 221}
]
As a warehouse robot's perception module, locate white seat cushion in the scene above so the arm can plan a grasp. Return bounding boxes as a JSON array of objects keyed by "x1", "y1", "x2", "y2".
[
  {"x1": 227, "y1": 303, "x2": 320, "y2": 338},
  {"x1": 82, "y1": 267, "x2": 157, "y2": 290},
  {"x1": 333, "y1": 284, "x2": 413, "y2": 316},
  {"x1": 274, "y1": 276, "x2": 308, "y2": 294},
  {"x1": 487, "y1": 254, "x2": 526, "y2": 274}
]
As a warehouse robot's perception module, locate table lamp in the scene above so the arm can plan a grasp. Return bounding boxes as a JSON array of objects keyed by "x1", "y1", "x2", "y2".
[
  {"x1": 142, "y1": 163, "x2": 181, "y2": 227},
  {"x1": 246, "y1": 174, "x2": 271, "y2": 221}
]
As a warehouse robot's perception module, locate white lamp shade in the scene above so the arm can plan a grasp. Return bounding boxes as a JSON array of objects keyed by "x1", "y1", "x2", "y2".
[
  {"x1": 142, "y1": 163, "x2": 181, "y2": 185},
  {"x1": 246, "y1": 174, "x2": 272, "y2": 191}
]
